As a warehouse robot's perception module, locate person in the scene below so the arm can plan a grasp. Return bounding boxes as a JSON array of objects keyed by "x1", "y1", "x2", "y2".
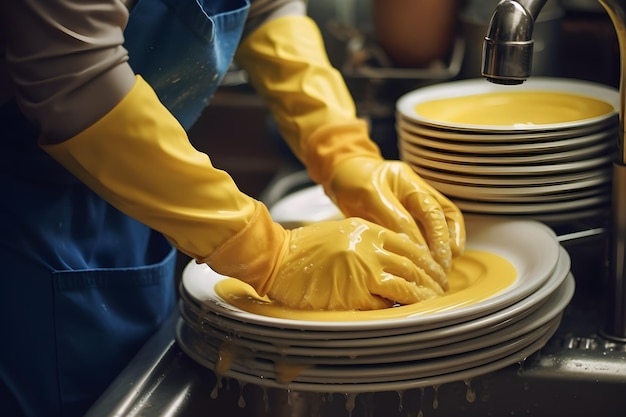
[{"x1": 0, "y1": 0, "x2": 466, "y2": 416}]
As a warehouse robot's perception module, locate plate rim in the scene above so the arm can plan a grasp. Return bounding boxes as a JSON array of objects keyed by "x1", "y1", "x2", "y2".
[
  {"x1": 179, "y1": 269, "x2": 573, "y2": 362},
  {"x1": 176, "y1": 308, "x2": 565, "y2": 393},
  {"x1": 182, "y1": 215, "x2": 561, "y2": 331},
  {"x1": 180, "y1": 246, "x2": 570, "y2": 341},
  {"x1": 396, "y1": 77, "x2": 619, "y2": 132}
]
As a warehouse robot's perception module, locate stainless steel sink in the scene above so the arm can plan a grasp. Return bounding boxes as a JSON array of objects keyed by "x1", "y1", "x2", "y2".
[{"x1": 84, "y1": 234, "x2": 626, "y2": 417}]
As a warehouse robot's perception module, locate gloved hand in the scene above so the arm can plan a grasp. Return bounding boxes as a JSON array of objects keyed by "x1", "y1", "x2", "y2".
[
  {"x1": 213, "y1": 217, "x2": 447, "y2": 310},
  {"x1": 43, "y1": 75, "x2": 445, "y2": 311},
  {"x1": 326, "y1": 157, "x2": 465, "y2": 271},
  {"x1": 235, "y1": 15, "x2": 466, "y2": 270}
]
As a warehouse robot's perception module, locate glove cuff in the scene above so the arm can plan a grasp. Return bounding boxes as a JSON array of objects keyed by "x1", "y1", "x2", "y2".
[{"x1": 205, "y1": 202, "x2": 289, "y2": 296}]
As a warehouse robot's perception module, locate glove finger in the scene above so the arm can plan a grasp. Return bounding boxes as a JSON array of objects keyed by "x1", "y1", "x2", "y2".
[
  {"x1": 380, "y1": 230, "x2": 449, "y2": 291},
  {"x1": 304, "y1": 265, "x2": 393, "y2": 311},
  {"x1": 382, "y1": 251, "x2": 446, "y2": 293},
  {"x1": 370, "y1": 273, "x2": 442, "y2": 306},
  {"x1": 412, "y1": 177, "x2": 466, "y2": 256},
  {"x1": 444, "y1": 206, "x2": 466, "y2": 257},
  {"x1": 346, "y1": 294, "x2": 395, "y2": 311},
  {"x1": 404, "y1": 190, "x2": 453, "y2": 271},
  {"x1": 420, "y1": 180, "x2": 466, "y2": 257},
  {"x1": 339, "y1": 194, "x2": 429, "y2": 248}
]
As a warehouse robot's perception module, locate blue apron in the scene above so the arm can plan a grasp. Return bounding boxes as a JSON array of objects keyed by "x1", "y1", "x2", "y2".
[{"x1": 0, "y1": 1, "x2": 249, "y2": 416}]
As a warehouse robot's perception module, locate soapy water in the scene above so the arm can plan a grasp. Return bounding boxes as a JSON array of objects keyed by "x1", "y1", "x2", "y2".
[
  {"x1": 215, "y1": 249, "x2": 517, "y2": 321},
  {"x1": 413, "y1": 90, "x2": 614, "y2": 127}
]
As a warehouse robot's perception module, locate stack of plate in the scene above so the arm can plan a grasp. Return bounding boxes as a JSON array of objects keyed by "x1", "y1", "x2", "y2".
[
  {"x1": 177, "y1": 214, "x2": 574, "y2": 394},
  {"x1": 396, "y1": 77, "x2": 619, "y2": 225}
]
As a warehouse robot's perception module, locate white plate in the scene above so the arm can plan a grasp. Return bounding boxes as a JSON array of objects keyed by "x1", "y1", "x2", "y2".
[
  {"x1": 182, "y1": 215, "x2": 560, "y2": 332},
  {"x1": 396, "y1": 114, "x2": 617, "y2": 144},
  {"x1": 430, "y1": 184, "x2": 608, "y2": 204},
  {"x1": 180, "y1": 245, "x2": 570, "y2": 344},
  {"x1": 401, "y1": 148, "x2": 614, "y2": 176},
  {"x1": 452, "y1": 195, "x2": 610, "y2": 215},
  {"x1": 180, "y1": 317, "x2": 557, "y2": 383},
  {"x1": 399, "y1": 134, "x2": 615, "y2": 165},
  {"x1": 409, "y1": 164, "x2": 611, "y2": 187},
  {"x1": 265, "y1": 320, "x2": 559, "y2": 383},
  {"x1": 424, "y1": 180, "x2": 609, "y2": 203},
  {"x1": 177, "y1": 309, "x2": 564, "y2": 393},
  {"x1": 530, "y1": 206, "x2": 610, "y2": 224},
  {"x1": 398, "y1": 123, "x2": 617, "y2": 155},
  {"x1": 462, "y1": 208, "x2": 608, "y2": 226},
  {"x1": 179, "y1": 268, "x2": 573, "y2": 363},
  {"x1": 269, "y1": 185, "x2": 342, "y2": 228},
  {"x1": 421, "y1": 176, "x2": 609, "y2": 198},
  {"x1": 396, "y1": 78, "x2": 619, "y2": 132},
  {"x1": 425, "y1": 178, "x2": 609, "y2": 201}
]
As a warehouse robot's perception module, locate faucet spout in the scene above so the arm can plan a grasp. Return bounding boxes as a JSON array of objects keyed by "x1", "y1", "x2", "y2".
[
  {"x1": 481, "y1": 0, "x2": 548, "y2": 84},
  {"x1": 482, "y1": 0, "x2": 626, "y2": 341}
]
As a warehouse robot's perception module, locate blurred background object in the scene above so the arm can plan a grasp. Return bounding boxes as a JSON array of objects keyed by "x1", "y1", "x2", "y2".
[{"x1": 372, "y1": 0, "x2": 459, "y2": 68}]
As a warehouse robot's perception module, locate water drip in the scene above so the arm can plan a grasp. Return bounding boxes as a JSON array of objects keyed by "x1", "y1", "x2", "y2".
[
  {"x1": 345, "y1": 392, "x2": 357, "y2": 417},
  {"x1": 464, "y1": 379, "x2": 476, "y2": 403},
  {"x1": 432, "y1": 385, "x2": 440, "y2": 409},
  {"x1": 397, "y1": 389, "x2": 406, "y2": 412}
]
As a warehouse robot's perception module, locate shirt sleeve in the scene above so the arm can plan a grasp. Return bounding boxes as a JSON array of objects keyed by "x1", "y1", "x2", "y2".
[
  {"x1": 0, "y1": 0, "x2": 136, "y2": 143},
  {"x1": 244, "y1": 0, "x2": 307, "y2": 38}
]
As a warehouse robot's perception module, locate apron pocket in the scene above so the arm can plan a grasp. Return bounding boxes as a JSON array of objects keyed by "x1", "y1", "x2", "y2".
[{"x1": 51, "y1": 246, "x2": 176, "y2": 416}]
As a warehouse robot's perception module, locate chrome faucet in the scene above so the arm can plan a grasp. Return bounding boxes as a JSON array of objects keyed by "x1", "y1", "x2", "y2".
[{"x1": 482, "y1": 0, "x2": 626, "y2": 341}]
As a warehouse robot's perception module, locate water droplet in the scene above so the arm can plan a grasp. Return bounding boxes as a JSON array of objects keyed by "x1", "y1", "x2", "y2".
[
  {"x1": 432, "y1": 385, "x2": 440, "y2": 409},
  {"x1": 210, "y1": 377, "x2": 222, "y2": 399},
  {"x1": 344, "y1": 393, "x2": 357, "y2": 417},
  {"x1": 397, "y1": 390, "x2": 405, "y2": 412},
  {"x1": 465, "y1": 379, "x2": 476, "y2": 403},
  {"x1": 262, "y1": 388, "x2": 270, "y2": 413}
]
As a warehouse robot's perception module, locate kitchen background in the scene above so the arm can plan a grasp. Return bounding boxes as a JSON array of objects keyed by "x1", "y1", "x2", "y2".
[
  {"x1": 188, "y1": 0, "x2": 618, "y2": 197},
  {"x1": 179, "y1": 0, "x2": 620, "y2": 276},
  {"x1": 85, "y1": 3, "x2": 626, "y2": 416}
]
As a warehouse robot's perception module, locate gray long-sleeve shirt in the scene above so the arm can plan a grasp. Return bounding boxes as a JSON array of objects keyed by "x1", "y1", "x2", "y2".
[{"x1": 0, "y1": 0, "x2": 305, "y2": 144}]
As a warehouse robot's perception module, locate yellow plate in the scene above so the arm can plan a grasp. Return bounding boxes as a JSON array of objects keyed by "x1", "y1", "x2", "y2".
[
  {"x1": 397, "y1": 78, "x2": 618, "y2": 132},
  {"x1": 415, "y1": 90, "x2": 613, "y2": 127}
]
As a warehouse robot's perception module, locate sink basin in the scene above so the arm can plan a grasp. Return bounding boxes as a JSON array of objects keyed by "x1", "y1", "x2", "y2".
[{"x1": 84, "y1": 237, "x2": 626, "y2": 417}]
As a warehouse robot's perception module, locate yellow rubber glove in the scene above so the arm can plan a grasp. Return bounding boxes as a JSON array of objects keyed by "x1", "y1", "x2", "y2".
[
  {"x1": 211, "y1": 217, "x2": 447, "y2": 310},
  {"x1": 327, "y1": 157, "x2": 465, "y2": 271},
  {"x1": 42, "y1": 75, "x2": 446, "y2": 310},
  {"x1": 235, "y1": 15, "x2": 466, "y2": 272}
]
